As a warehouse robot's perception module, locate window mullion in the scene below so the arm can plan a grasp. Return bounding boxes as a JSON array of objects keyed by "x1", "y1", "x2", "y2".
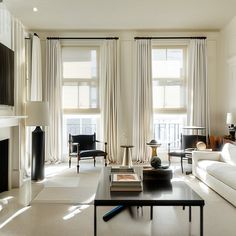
[
  {"x1": 163, "y1": 85, "x2": 166, "y2": 108},
  {"x1": 77, "y1": 81, "x2": 80, "y2": 108}
]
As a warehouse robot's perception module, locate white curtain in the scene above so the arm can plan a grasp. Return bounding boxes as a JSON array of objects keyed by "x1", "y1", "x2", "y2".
[
  {"x1": 188, "y1": 39, "x2": 210, "y2": 136},
  {"x1": 31, "y1": 34, "x2": 42, "y2": 101},
  {"x1": 46, "y1": 39, "x2": 63, "y2": 162},
  {"x1": 133, "y1": 39, "x2": 153, "y2": 162},
  {"x1": 12, "y1": 18, "x2": 27, "y2": 177},
  {"x1": 101, "y1": 40, "x2": 120, "y2": 163}
]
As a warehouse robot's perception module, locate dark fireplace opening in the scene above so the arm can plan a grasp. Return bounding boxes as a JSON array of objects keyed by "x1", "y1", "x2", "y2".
[{"x1": 0, "y1": 139, "x2": 9, "y2": 193}]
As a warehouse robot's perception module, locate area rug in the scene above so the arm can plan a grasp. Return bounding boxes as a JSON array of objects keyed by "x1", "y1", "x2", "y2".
[
  {"x1": 32, "y1": 161, "x2": 101, "y2": 204},
  {"x1": 32, "y1": 186, "x2": 96, "y2": 204}
]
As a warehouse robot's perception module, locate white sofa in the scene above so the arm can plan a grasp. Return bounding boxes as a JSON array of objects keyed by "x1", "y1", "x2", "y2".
[{"x1": 192, "y1": 143, "x2": 236, "y2": 207}]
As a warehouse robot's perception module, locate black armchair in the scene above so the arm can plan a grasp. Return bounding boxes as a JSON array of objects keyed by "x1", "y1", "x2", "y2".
[
  {"x1": 168, "y1": 134, "x2": 207, "y2": 173},
  {"x1": 68, "y1": 133, "x2": 107, "y2": 173}
]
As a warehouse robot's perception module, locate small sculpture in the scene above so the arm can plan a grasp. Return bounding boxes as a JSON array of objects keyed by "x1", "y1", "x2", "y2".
[{"x1": 150, "y1": 156, "x2": 162, "y2": 169}]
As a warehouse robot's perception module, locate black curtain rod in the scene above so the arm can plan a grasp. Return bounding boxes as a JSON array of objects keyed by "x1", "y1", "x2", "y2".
[
  {"x1": 134, "y1": 36, "x2": 207, "y2": 40},
  {"x1": 24, "y1": 33, "x2": 39, "y2": 40},
  {"x1": 47, "y1": 37, "x2": 119, "y2": 40}
]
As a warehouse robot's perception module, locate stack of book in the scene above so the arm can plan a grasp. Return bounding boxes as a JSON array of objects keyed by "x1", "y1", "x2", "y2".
[
  {"x1": 110, "y1": 170, "x2": 143, "y2": 192},
  {"x1": 111, "y1": 167, "x2": 135, "y2": 173}
]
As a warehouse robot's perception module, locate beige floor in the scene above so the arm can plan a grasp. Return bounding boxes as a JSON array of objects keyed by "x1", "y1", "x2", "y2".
[{"x1": 0, "y1": 159, "x2": 236, "y2": 236}]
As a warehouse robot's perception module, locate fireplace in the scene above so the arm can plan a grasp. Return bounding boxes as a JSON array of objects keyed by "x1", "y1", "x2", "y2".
[
  {"x1": 0, "y1": 116, "x2": 26, "y2": 190},
  {"x1": 0, "y1": 139, "x2": 9, "y2": 192}
]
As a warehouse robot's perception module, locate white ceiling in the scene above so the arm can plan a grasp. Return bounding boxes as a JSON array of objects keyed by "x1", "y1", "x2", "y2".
[{"x1": 4, "y1": 0, "x2": 236, "y2": 31}]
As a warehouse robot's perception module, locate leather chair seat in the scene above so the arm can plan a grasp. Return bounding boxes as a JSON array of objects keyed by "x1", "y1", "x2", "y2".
[{"x1": 80, "y1": 150, "x2": 106, "y2": 157}]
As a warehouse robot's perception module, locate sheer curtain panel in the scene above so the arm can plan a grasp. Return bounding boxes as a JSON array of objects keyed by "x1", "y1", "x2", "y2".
[
  {"x1": 133, "y1": 39, "x2": 153, "y2": 162},
  {"x1": 188, "y1": 39, "x2": 210, "y2": 136},
  {"x1": 31, "y1": 34, "x2": 42, "y2": 101},
  {"x1": 46, "y1": 39, "x2": 63, "y2": 162},
  {"x1": 101, "y1": 39, "x2": 120, "y2": 163}
]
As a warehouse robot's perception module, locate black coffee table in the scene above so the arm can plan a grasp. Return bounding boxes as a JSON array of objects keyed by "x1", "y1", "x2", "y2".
[{"x1": 94, "y1": 167, "x2": 204, "y2": 236}]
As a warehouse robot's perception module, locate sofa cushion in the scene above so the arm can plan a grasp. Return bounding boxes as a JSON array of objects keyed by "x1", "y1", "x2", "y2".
[
  {"x1": 221, "y1": 143, "x2": 236, "y2": 166},
  {"x1": 197, "y1": 160, "x2": 224, "y2": 171},
  {"x1": 198, "y1": 160, "x2": 236, "y2": 191}
]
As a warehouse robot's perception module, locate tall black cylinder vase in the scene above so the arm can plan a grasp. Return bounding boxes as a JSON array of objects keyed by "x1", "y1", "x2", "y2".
[{"x1": 31, "y1": 126, "x2": 45, "y2": 181}]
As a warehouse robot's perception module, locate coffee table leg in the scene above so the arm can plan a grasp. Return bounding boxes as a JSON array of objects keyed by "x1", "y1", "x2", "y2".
[
  {"x1": 200, "y1": 206, "x2": 203, "y2": 236},
  {"x1": 150, "y1": 206, "x2": 153, "y2": 220},
  {"x1": 189, "y1": 206, "x2": 191, "y2": 222},
  {"x1": 94, "y1": 205, "x2": 97, "y2": 236}
]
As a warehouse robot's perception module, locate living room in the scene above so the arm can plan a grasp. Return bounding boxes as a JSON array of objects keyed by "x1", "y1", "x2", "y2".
[{"x1": 0, "y1": 0, "x2": 236, "y2": 235}]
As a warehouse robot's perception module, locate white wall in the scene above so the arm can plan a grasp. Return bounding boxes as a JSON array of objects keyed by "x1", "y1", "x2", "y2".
[{"x1": 217, "y1": 16, "x2": 236, "y2": 135}]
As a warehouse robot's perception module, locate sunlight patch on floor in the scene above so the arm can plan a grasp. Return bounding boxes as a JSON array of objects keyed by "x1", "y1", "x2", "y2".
[
  {"x1": 198, "y1": 181, "x2": 210, "y2": 194},
  {"x1": 172, "y1": 176, "x2": 185, "y2": 182},
  {"x1": 81, "y1": 194, "x2": 95, "y2": 204},
  {"x1": 45, "y1": 163, "x2": 69, "y2": 177},
  {"x1": 0, "y1": 196, "x2": 15, "y2": 211},
  {"x1": 184, "y1": 174, "x2": 209, "y2": 194},
  {"x1": 0, "y1": 206, "x2": 31, "y2": 229},
  {"x1": 63, "y1": 205, "x2": 90, "y2": 220},
  {"x1": 0, "y1": 196, "x2": 14, "y2": 202}
]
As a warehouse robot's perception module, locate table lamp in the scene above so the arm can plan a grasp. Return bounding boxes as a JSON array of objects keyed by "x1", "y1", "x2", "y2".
[{"x1": 26, "y1": 101, "x2": 49, "y2": 181}]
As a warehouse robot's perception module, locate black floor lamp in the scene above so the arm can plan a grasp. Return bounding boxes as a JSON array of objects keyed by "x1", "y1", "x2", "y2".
[{"x1": 26, "y1": 101, "x2": 49, "y2": 181}]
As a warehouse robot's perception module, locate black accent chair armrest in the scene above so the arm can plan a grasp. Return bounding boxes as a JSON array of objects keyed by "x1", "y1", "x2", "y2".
[{"x1": 95, "y1": 140, "x2": 108, "y2": 153}]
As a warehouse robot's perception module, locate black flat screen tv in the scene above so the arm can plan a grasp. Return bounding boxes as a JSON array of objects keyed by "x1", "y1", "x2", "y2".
[{"x1": 0, "y1": 42, "x2": 14, "y2": 106}]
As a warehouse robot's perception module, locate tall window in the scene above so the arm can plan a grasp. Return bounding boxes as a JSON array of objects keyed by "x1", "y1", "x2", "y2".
[
  {"x1": 152, "y1": 46, "x2": 187, "y2": 148},
  {"x1": 62, "y1": 46, "x2": 100, "y2": 154}
]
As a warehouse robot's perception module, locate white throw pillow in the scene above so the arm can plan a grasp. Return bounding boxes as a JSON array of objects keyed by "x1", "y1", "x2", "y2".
[{"x1": 221, "y1": 143, "x2": 236, "y2": 165}]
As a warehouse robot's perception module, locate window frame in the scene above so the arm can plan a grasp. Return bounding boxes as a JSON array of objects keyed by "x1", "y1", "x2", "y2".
[
  {"x1": 152, "y1": 45, "x2": 187, "y2": 114},
  {"x1": 62, "y1": 45, "x2": 101, "y2": 115}
]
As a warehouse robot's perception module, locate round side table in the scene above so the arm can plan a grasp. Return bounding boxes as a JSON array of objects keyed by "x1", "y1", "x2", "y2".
[{"x1": 121, "y1": 145, "x2": 134, "y2": 167}]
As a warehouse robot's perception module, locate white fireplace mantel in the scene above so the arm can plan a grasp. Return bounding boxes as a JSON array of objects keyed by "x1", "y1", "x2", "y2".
[{"x1": 0, "y1": 116, "x2": 27, "y2": 128}]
